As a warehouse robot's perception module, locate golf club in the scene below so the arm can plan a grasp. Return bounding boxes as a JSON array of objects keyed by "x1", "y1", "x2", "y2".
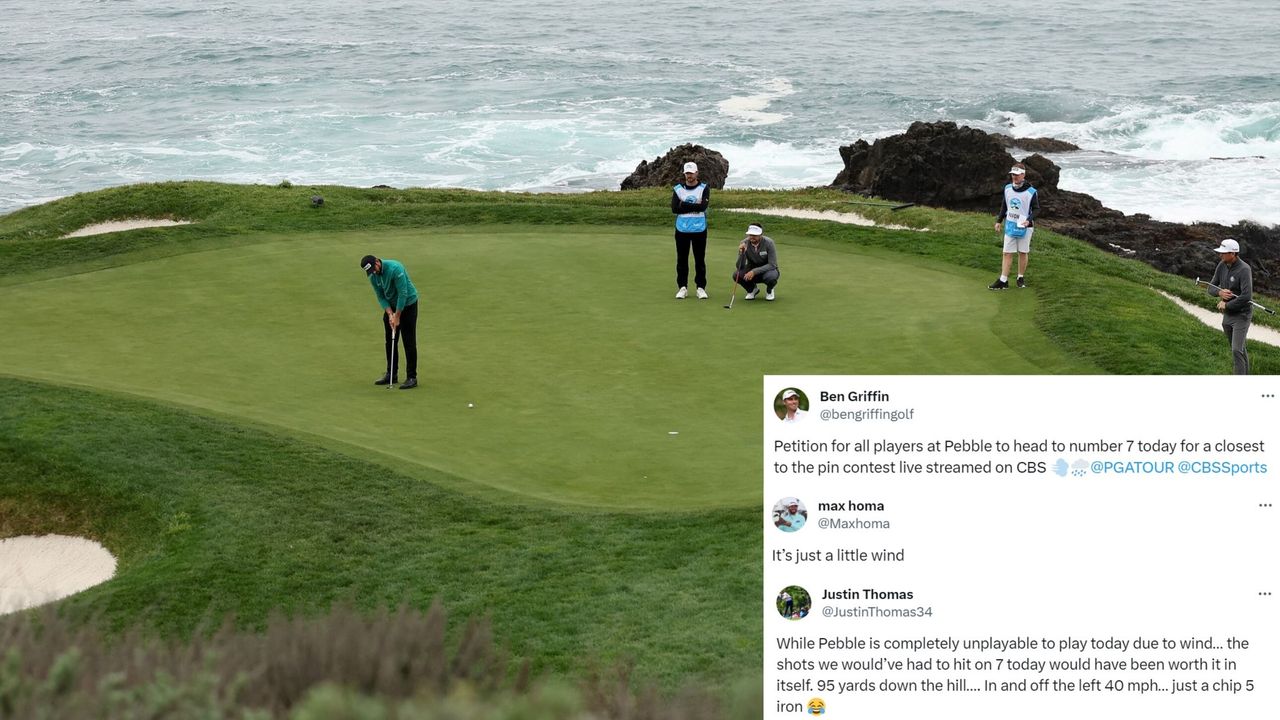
[
  {"x1": 1194, "y1": 278, "x2": 1276, "y2": 315},
  {"x1": 388, "y1": 325, "x2": 398, "y2": 389},
  {"x1": 725, "y1": 272, "x2": 739, "y2": 310},
  {"x1": 846, "y1": 200, "x2": 916, "y2": 211}
]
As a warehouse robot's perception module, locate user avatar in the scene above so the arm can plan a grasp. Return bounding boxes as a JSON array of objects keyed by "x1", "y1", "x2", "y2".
[
  {"x1": 775, "y1": 387, "x2": 808, "y2": 422},
  {"x1": 772, "y1": 497, "x2": 808, "y2": 532},
  {"x1": 776, "y1": 585, "x2": 811, "y2": 620}
]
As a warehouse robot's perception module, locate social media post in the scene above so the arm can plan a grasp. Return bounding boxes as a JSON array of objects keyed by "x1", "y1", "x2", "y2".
[{"x1": 763, "y1": 377, "x2": 1276, "y2": 719}]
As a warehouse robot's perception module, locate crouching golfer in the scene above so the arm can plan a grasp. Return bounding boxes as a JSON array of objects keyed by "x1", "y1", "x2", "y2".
[
  {"x1": 734, "y1": 223, "x2": 780, "y2": 301},
  {"x1": 360, "y1": 255, "x2": 419, "y2": 389},
  {"x1": 1207, "y1": 238, "x2": 1253, "y2": 375}
]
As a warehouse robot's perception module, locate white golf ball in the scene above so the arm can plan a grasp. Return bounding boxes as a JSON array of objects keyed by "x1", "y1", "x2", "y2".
[{"x1": 468, "y1": 403, "x2": 475, "y2": 408}]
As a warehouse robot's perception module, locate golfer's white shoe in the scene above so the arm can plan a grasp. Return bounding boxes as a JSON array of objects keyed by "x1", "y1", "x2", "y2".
[
  {"x1": 675, "y1": 286, "x2": 688, "y2": 299},
  {"x1": 744, "y1": 289, "x2": 758, "y2": 300},
  {"x1": 696, "y1": 287, "x2": 708, "y2": 299},
  {"x1": 765, "y1": 289, "x2": 776, "y2": 301}
]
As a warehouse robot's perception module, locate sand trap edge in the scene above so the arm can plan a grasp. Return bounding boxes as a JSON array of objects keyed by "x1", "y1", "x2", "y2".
[
  {"x1": 0, "y1": 534, "x2": 118, "y2": 615},
  {"x1": 62, "y1": 219, "x2": 193, "y2": 238}
]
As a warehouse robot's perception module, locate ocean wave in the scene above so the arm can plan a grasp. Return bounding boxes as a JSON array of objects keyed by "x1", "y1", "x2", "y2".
[
  {"x1": 714, "y1": 139, "x2": 842, "y2": 189},
  {"x1": 717, "y1": 79, "x2": 796, "y2": 126},
  {"x1": 988, "y1": 100, "x2": 1280, "y2": 160},
  {"x1": 1061, "y1": 157, "x2": 1279, "y2": 225}
]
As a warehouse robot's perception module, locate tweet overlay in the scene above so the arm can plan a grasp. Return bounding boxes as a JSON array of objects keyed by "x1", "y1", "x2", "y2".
[{"x1": 764, "y1": 376, "x2": 1276, "y2": 718}]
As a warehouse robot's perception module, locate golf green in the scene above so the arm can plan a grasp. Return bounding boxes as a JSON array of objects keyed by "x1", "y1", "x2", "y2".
[{"x1": 0, "y1": 224, "x2": 1089, "y2": 509}]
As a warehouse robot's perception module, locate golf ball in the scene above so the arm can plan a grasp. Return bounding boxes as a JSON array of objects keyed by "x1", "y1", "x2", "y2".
[{"x1": 468, "y1": 403, "x2": 475, "y2": 408}]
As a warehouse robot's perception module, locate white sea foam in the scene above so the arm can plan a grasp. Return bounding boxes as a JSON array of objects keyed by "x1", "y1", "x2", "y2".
[
  {"x1": 718, "y1": 140, "x2": 843, "y2": 189},
  {"x1": 5, "y1": 1, "x2": 1279, "y2": 226},
  {"x1": 995, "y1": 101, "x2": 1280, "y2": 161},
  {"x1": 717, "y1": 78, "x2": 795, "y2": 126},
  {"x1": 985, "y1": 101, "x2": 1280, "y2": 224},
  {"x1": 1060, "y1": 157, "x2": 1279, "y2": 226}
]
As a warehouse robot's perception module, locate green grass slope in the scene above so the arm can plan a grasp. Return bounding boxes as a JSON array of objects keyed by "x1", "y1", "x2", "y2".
[
  {"x1": 0, "y1": 378, "x2": 759, "y2": 686},
  {"x1": 0, "y1": 224, "x2": 1088, "y2": 508},
  {"x1": 1, "y1": 182, "x2": 1276, "y2": 693}
]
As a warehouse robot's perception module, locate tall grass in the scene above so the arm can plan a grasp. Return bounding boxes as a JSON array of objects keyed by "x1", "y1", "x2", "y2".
[{"x1": 0, "y1": 603, "x2": 759, "y2": 719}]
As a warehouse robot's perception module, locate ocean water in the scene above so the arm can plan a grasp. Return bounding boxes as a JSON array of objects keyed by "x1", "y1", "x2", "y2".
[{"x1": 2, "y1": 0, "x2": 1278, "y2": 224}]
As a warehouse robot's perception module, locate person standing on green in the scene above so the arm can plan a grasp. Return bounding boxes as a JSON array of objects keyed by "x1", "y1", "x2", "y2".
[
  {"x1": 672, "y1": 161, "x2": 710, "y2": 300},
  {"x1": 360, "y1": 255, "x2": 420, "y2": 389},
  {"x1": 1206, "y1": 238, "x2": 1253, "y2": 375}
]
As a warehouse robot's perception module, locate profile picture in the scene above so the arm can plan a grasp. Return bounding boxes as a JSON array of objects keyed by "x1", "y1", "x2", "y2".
[
  {"x1": 776, "y1": 585, "x2": 812, "y2": 620},
  {"x1": 772, "y1": 497, "x2": 808, "y2": 532},
  {"x1": 774, "y1": 387, "x2": 808, "y2": 422}
]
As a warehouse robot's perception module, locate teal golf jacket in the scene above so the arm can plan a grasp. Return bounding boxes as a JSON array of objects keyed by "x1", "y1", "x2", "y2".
[{"x1": 369, "y1": 259, "x2": 419, "y2": 312}]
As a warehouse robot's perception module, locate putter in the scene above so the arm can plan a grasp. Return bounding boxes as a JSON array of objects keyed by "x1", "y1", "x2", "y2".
[
  {"x1": 388, "y1": 325, "x2": 398, "y2": 389},
  {"x1": 725, "y1": 271, "x2": 740, "y2": 309},
  {"x1": 1195, "y1": 278, "x2": 1276, "y2": 315}
]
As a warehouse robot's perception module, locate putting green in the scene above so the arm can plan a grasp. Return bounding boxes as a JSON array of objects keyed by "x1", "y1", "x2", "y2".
[{"x1": 0, "y1": 224, "x2": 1089, "y2": 509}]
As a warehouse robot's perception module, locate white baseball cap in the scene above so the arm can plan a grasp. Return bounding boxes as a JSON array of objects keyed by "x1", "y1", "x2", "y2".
[
  {"x1": 1213, "y1": 238, "x2": 1240, "y2": 253},
  {"x1": 747, "y1": 224, "x2": 763, "y2": 235},
  {"x1": 782, "y1": 389, "x2": 799, "y2": 400},
  {"x1": 683, "y1": 161, "x2": 698, "y2": 173}
]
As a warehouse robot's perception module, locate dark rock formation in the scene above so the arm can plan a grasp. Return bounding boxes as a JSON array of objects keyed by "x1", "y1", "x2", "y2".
[
  {"x1": 621, "y1": 144, "x2": 729, "y2": 190},
  {"x1": 831, "y1": 121, "x2": 1276, "y2": 294},
  {"x1": 991, "y1": 135, "x2": 1081, "y2": 152},
  {"x1": 832, "y1": 121, "x2": 1011, "y2": 209}
]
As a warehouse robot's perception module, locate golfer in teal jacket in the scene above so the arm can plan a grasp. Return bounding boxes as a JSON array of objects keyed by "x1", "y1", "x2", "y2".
[{"x1": 360, "y1": 255, "x2": 420, "y2": 389}]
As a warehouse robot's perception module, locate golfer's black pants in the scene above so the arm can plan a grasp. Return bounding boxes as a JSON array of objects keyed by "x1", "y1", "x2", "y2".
[
  {"x1": 382, "y1": 301, "x2": 419, "y2": 380},
  {"x1": 674, "y1": 230, "x2": 707, "y2": 289}
]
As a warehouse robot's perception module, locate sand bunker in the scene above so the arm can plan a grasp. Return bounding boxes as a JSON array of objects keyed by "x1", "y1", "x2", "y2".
[
  {"x1": 1157, "y1": 291, "x2": 1280, "y2": 348},
  {"x1": 0, "y1": 535, "x2": 117, "y2": 614},
  {"x1": 721, "y1": 207, "x2": 924, "y2": 231},
  {"x1": 62, "y1": 218, "x2": 191, "y2": 238}
]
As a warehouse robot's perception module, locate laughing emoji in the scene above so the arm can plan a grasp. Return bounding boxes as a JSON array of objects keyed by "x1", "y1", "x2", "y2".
[{"x1": 806, "y1": 697, "x2": 826, "y2": 715}]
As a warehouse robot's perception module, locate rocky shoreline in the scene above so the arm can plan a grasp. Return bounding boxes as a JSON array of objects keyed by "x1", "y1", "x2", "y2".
[{"x1": 623, "y1": 122, "x2": 1276, "y2": 295}]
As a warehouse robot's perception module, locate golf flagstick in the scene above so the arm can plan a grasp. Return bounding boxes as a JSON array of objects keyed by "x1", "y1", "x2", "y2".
[
  {"x1": 1195, "y1": 278, "x2": 1276, "y2": 315},
  {"x1": 389, "y1": 325, "x2": 397, "y2": 389}
]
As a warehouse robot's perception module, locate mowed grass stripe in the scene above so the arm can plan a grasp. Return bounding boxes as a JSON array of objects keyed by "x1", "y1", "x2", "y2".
[
  {"x1": 0, "y1": 225, "x2": 1090, "y2": 509},
  {"x1": 0, "y1": 377, "x2": 757, "y2": 686}
]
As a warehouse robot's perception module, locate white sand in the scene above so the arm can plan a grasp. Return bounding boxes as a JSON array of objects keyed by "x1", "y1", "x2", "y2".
[
  {"x1": 0, "y1": 535, "x2": 117, "y2": 615},
  {"x1": 62, "y1": 218, "x2": 191, "y2": 238},
  {"x1": 721, "y1": 206, "x2": 924, "y2": 231},
  {"x1": 1157, "y1": 291, "x2": 1280, "y2": 348}
]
